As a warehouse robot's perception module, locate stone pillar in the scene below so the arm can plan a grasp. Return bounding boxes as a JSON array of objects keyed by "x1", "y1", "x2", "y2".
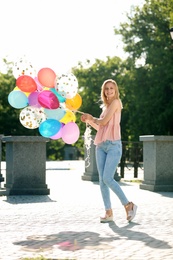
[
  {"x1": 2, "y1": 136, "x2": 50, "y2": 195},
  {"x1": 81, "y1": 136, "x2": 121, "y2": 182},
  {"x1": 82, "y1": 139, "x2": 99, "y2": 181},
  {"x1": 139, "y1": 135, "x2": 173, "y2": 191},
  {"x1": 0, "y1": 135, "x2": 5, "y2": 184}
]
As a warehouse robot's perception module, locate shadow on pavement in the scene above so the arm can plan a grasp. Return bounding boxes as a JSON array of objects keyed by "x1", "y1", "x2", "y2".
[
  {"x1": 108, "y1": 221, "x2": 172, "y2": 249},
  {"x1": 13, "y1": 231, "x2": 120, "y2": 252},
  {"x1": 3, "y1": 195, "x2": 56, "y2": 204},
  {"x1": 156, "y1": 192, "x2": 173, "y2": 198},
  {"x1": 13, "y1": 221, "x2": 172, "y2": 253}
]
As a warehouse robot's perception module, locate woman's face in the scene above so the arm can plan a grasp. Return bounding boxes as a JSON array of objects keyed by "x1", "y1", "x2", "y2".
[{"x1": 104, "y1": 82, "x2": 116, "y2": 100}]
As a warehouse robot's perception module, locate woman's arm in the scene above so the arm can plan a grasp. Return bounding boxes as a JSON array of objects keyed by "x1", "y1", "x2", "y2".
[
  {"x1": 80, "y1": 99, "x2": 121, "y2": 127},
  {"x1": 80, "y1": 114, "x2": 99, "y2": 130}
]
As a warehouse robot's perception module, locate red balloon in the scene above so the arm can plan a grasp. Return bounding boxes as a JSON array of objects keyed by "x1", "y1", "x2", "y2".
[
  {"x1": 37, "y1": 68, "x2": 56, "y2": 88},
  {"x1": 38, "y1": 90, "x2": 60, "y2": 109},
  {"x1": 16, "y1": 75, "x2": 37, "y2": 92}
]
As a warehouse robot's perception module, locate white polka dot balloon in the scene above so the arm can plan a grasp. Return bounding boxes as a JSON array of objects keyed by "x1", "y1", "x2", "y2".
[
  {"x1": 12, "y1": 58, "x2": 36, "y2": 79},
  {"x1": 55, "y1": 73, "x2": 78, "y2": 99},
  {"x1": 19, "y1": 106, "x2": 46, "y2": 129}
]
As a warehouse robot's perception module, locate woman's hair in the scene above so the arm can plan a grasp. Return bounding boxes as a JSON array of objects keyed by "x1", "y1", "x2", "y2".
[{"x1": 101, "y1": 79, "x2": 122, "y2": 107}]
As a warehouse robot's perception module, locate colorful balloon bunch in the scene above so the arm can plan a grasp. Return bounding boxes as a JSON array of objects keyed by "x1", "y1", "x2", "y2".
[{"x1": 8, "y1": 59, "x2": 82, "y2": 144}]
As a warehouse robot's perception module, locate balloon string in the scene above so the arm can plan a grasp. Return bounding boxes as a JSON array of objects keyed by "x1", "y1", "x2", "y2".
[
  {"x1": 72, "y1": 110, "x2": 84, "y2": 114},
  {"x1": 72, "y1": 109, "x2": 92, "y2": 167},
  {"x1": 84, "y1": 123, "x2": 92, "y2": 168}
]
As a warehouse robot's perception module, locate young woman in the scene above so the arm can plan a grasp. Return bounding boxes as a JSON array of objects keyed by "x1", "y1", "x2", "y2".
[{"x1": 81, "y1": 79, "x2": 137, "y2": 223}]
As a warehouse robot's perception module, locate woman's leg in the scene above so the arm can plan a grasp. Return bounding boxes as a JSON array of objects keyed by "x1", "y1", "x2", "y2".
[
  {"x1": 96, "y1": 145, "x2": 112, "y2": 210},
  {"x1": 96, "y1": 141, "x2": 137, "y2": 222},
  {"x1": 102, "y1": 141, "x2": 129, "y2": 206}
]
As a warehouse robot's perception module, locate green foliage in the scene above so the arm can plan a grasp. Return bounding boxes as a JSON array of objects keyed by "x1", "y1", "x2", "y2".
[
  {"x1": 46, "y1": 139, "x2": 65, "y2": 160},
  {"x1": 21, "y1": 257, "x2": 75, "y2": 260},
  {"x1": 21, "y1": 257, "x2": 47, "y2": 260},
  {"x1": 0, "y1": 69, "x2": 39, "y2": 136},
  {"x1": 114, "y1": 0, "x2": 173, "y2": 140}
]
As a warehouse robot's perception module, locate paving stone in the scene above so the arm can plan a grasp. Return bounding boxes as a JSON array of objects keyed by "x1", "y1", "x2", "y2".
[{"x1": 0, "y1": 161, "x2": 173, "y2": 260}]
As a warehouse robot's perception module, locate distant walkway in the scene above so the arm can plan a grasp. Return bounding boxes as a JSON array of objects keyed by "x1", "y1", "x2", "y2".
[{"x1": 0, "y1": 160, "x2": 144, "y2": 189}]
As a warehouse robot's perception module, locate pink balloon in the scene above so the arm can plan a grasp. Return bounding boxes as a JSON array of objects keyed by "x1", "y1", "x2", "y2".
[
  {"x1": 37, "y1": 67, "x2": 56, "y2": 88},
  {"x1": 61, "y1": 122, "x2": 80, "y2": 144},
  {"x1": 38, "y1": 90, "x2": 60, "y2": 109},
  {"x1": 28, "y1": 92, "x2": 41, "y2": 108},
  {"x1": 34, "y1": 77, "x2": 44, "y2": 92},
  {"x1": 50, "y1": 124, "x2": 64, "y2": 140}
]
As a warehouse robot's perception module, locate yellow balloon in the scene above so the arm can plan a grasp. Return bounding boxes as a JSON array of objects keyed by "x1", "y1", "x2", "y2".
[
  {"x1": 65, "y1": 93, "x2": 82, "y2": 110},
  {"x1": 14, "y1": 86, "x2": 20, "y2": 91},
  {"x1": 60, "y1": 110, "x2": 76, "y2": 124},
  {"x1": 13, "y1": 86, "x2": 30, "y2": 96}
]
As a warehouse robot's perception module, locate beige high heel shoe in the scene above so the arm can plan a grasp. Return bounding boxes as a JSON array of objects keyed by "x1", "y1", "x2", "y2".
[
  {"x1": 100, "y1": 209, "x2": 113, "y2": 223},
  {"x1": 125, "y1": 202, "x2": 137, "y2": 222}
]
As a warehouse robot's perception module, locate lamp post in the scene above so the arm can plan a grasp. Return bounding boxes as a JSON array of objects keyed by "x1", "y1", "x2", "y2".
[{"x1": 169, "y1": 27, "x2": 173, "y2": 40}]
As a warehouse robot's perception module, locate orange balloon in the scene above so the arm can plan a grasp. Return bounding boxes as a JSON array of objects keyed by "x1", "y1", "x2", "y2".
[
  {"x1": 37, "y1": 68, "x2": 56, "y2": 88},
  {"x1": 65, "y1": 93, "x2": 82, "y2": 110}
]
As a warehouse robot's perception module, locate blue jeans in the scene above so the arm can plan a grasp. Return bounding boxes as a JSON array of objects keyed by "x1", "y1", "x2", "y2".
[{"x1": 96, "y1": 140, "x2": 129, "y2": 210}]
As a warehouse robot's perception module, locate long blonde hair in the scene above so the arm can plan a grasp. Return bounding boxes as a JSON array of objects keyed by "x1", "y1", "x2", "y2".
[{"x1": 101, "y1": 79, "x2": 122, "y2": 108}]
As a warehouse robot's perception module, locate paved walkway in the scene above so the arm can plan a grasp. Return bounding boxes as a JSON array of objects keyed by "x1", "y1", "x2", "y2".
[{"x1": 0, "y1": 161, "x2": 173, "y2": 260}]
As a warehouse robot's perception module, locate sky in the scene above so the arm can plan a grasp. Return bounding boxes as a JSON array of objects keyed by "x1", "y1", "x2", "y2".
[{"x1": 0, "y1": 0, "x2": 144, "y2": 74}]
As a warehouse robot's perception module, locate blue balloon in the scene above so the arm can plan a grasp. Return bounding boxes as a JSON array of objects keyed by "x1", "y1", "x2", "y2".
[
  {"x1": 50, "y1": 88, "x2": 66, "y2": 102},
  {"x1": 39, "y1": 119, "x2": 61, "y2": 137},
  {"x1": 44, "y1": 107, "x2": 66, "y2": 120},
  {"x1": 8, "y1": 91, "x2": 28, "y2": 109}
]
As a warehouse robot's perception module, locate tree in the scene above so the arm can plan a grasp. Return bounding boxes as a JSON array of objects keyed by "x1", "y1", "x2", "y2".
[{"x1": 115, "y1": 0, "x2": 173, "y2": 139}]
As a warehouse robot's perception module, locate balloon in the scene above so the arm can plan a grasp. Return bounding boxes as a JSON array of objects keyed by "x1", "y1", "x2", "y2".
[
  {"x1": 34, "y1": 77, "x2": 44, "y2": 92},
  {"x1": 13, "y1": 86, "x2": 30, "y2": 96},
  {"x1": 60, "y1": 110, "x2": 76, "y2": 124},
  {"x1": 65, "y1": 93, "x2": 82, "y2": 110},
  {"x1": 38, "y1": 90, "x2": 60, "y2": 109},
  {"x1": 61, "y1": 122, "x2": 80, "y2": 144},
  {"x1": 12, "y1": 58, "x2": 36, "y2": 79},
  {"x1": 13, "y1": 86, "x2": 20, "y2": 91},
  {"x1": 16, "y1": 75, "x2": 37, "y2": 92},
  {"x1": 55, "y1": 73, "x2": 78, "y2": 99},
  {"x1": 50, "y1": 88, "x2": 66, "y2": 102},
  {"x1": 39, "y1": 119, "x2": 61, "y2": 137},
  {"x1": 37, "y1": 67, "x2": 56, "y2": 88},
  {"x1": 28, "y1": 92, "x2": 41, "y2": 108},
  {"x1": 8, "y1": 91, "x2": 28, "y2": 109},
  {"x1": 57, "y1": 88, "x2": 78, "y2": 100},
  {"x1": 44, "y1": 107, "x2": 66, "y2": 120},
  {"x1": 50, "y1": 123, "x2": 64, "y2": 140},
  {"x1": 19, "y1": 107, "x2": 46, "y2": 129}
]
